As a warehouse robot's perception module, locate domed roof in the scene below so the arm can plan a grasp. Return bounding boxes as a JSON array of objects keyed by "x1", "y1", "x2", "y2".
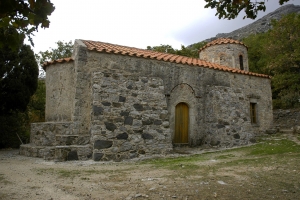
[{"x1": 199, "y1": 38, "x2": 247, "y2": 52}]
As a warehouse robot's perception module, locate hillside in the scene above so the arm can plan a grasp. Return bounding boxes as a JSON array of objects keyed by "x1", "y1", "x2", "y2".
[{"x1": 203, "y1": 4, "x2": 300, "y2": 42}]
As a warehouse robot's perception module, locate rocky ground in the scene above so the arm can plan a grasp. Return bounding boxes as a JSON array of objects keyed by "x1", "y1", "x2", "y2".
[{"x1": 0, "y1": 134, "x2": 299, "y2": 200}]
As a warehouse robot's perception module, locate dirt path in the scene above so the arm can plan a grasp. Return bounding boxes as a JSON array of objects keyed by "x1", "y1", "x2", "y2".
[{"x1": 0, "y1": 135, "x2": 299, "y2": 200}]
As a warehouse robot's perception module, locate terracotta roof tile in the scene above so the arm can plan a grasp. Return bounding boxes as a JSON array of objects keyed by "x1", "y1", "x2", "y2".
[
  {"x1": 42, "y1": 57, "x2": 74, "y2": 70},
  {"x1": 199, "y1": 38, "x2": 247, "y2": 52},
  {"x1": 43, "y1": 40, "x2": 270, "y2": 79}
]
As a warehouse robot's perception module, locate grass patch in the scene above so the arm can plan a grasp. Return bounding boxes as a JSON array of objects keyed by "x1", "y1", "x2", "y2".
[
  {"x1": 249, "y1": 139, "x2": 300, "y2": 155},
  {"x1": 215, "y1": 154, "x2": 236, "y2": 159}
]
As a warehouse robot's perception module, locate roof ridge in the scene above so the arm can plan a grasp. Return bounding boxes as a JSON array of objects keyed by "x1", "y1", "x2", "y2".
[
  {"x1": 42, "y1": 57, "x2": 74, "y2": 70},
  {"x1": 199, "y1": 38, "x2": 247, "y2": 52}
]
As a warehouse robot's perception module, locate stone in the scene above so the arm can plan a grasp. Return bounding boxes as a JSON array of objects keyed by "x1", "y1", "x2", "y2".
[
  {"x1": 124, "y1": 116, "x2": 133, "y2": 125},
  {"x1": 233, "y1": 134, "x2": 240, "y2": 139},
  {"x1": 113, "y1": 102, "x2": 122, "y2": 107},
  {"x1": 138, "y1": 149, "x2": 145, "y2": 154},
  {"x1": 120, "y1": 142, "x2": 132, "y2": 152},
  {"x1": 210, "y1": 139, "x2": 220, "y2": 146},
  {"x1": 133, "y1": 104, "x2": 143, "y2": 111},
  {"x1": 120, "y1": 111, "x2": 129, "y2": 116},
  {"x1": 104, "y1": 122, "x2": 117, "y2": 131},
  {"x1": 93, "y1": 153, "x2": 104, "y2": 161},
  {"x1": 153, "y1": 120, "x2": 162, "y2": 125},
  {"x1": 93, "y1": 106, "x2": 103, "y2": 116},
  {"x1": 142, "y1": 119, "x2": 153, "y2": 125},
  {"x1": 67, "y1": 151, "x2": 78, "y2": 161},
  {"x1": 101, "y1": 101, "x2": 111, "y2": 106},
  {"x1": 249, "y1": 138, "x2": 256, "y2": 143},
  {"x1": 142, "y1": 133, "x2": 154, "y2": 139},
  {"x1": 119, "y1": 96, "x2": 126, "y2": 102},
  {"x1": 116, "y1": 132, "x2": 128, "y2": 140},
  {"x1": 94, "y1": 140, "x2": 113, "y2": 149},
  {"x1": 217, "y1": 124, "x2": 225, "y2": 129}
]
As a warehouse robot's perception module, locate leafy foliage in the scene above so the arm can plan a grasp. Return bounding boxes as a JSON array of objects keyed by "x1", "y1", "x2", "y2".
[
  {"x1": 147, "y1": 41, "x2": 207, "y2": 58},
  {"x1": 0, "y1": 26, "x2": 39, "y2": 148},
  {"x1": 204, "y1": 0, "x2": 290, "y2": 20},
  {"x1": 0, "y1": 0, "x2": 55, "y2": 49},
  {"x1": 0, "y1": 27, "x2": 39, "y2": 115},
  {"x1": 35, "y1": 40, "x2": 73, "y2": 77},
  {"x1": 243, "y1": 13, "x2": 300, "y2": 108},
  {"x1": 27, "y1": 79, "x2": 45, "y2": 123}
]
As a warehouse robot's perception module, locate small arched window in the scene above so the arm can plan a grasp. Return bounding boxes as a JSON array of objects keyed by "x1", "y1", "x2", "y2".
[{"x1": 239, "y1": 55, "x2": 244, "y2": 70}]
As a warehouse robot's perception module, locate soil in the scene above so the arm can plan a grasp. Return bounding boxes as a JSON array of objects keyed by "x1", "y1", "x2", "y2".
[{"x1": 0, "y1": 135, "x2": 299, "y2": 200}]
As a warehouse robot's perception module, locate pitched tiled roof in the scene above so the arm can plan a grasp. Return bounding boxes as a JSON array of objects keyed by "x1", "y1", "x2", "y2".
[
  {"x1": 43, "y1": 40, "x2": 270, "y2": 78},
  {"x1": 82, "y1": 40, "x2": 269, "y2": 78},
  {"x1": 42, "y1": 58, "x2": 74, "y2": 70},
  {"x1": 199, "y1": 38, "x2": 247, "y2": 52}
]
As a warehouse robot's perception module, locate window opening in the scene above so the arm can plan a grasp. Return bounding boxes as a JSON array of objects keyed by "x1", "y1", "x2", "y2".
[
  {"x1": 250, "y1": 103, "x2": 257, "y2": 124},
  {"x1": 239, "y1": 55, "x2": 244, "y2": 70}
]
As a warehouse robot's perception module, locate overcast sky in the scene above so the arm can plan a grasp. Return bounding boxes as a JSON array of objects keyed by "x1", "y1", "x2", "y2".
[{"x1": 30, "y1": 0, "x2": 300, "y2": 54}]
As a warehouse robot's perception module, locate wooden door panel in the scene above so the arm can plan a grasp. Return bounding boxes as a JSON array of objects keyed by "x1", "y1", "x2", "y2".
[{"x1": 174, "y1": 103, "x2": 189, "y2": 144}]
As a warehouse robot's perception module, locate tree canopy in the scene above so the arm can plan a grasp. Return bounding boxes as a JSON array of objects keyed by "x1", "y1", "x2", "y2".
[
  {"x1": 243, "y1": 13, "x2": 300, "y2": 108},
  {"x1": 0, "y1": 26, "x2": 38, "y2": 115},
  {"x1": 0, "y1": 0, "x2": 55, "y2": 49},
  {"x1": 204, "y1": 0, "x2": 290, "y2": 20},
  {"x1": 35, "y1": 40, "x2": 73, "y2": 77},
  {"x1": 0, "y1": 26, "x2": 39, "y2": 148},
  {"x1": 147, "y1": 41, "x2": 207, "y2": 58}
]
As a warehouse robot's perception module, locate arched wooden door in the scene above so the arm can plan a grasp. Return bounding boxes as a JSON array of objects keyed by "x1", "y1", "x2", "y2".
[{"x1": 174, "y1": 102, "x2": 189, "y2": 144}]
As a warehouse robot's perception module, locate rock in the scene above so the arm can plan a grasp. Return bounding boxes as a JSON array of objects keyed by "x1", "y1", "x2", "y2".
[
  {"x1": 93, "y1": 106, "x2": 103, "y2": 116},
  {"x1": 119, "y1": 96, "x2": 126, "y2": 102},
  {"x1": 124, "y1": 116, "x2": 133, "y2": 125},
  {"x1": 116, "y1": 132, "x2": 128, "y2": 140},
  {"x1": 67, "y1": 151, "x2": 78, "y2": 161},
  {"x1": 133, "y1": 104, "x2": 143, "y2": 111},
  {"x1": 94, "y1": 140, "x2": 113, "y2": 149},
  {"x1": 93, "y1": 153, "x2": 104, "y2": 161},
  {"x1": 142, "y1": 133, "x2": 154, "y2": 140},
  {"x1": 104, "y1": 122, "x2": 117, "y2": 131}
]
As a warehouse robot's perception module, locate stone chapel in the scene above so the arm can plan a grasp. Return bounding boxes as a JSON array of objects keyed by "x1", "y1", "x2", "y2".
[{"x1": 20, "y1": 38, "x2": 273, "y2": 161}]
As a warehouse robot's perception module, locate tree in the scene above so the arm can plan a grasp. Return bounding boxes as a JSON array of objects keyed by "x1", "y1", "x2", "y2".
[
  {"x1": 146, "y1": 41, "x2": 207, "y2": 58},
  {"x1": 0, "y1": 0, "x2": 55, "y2": 49},
  {"x1": 27, "y1": 79, "x2": 46, "y2": 122},
  {"x1": 0, "y1": 26, "x2": 38, "y2": 148},
  {"x1": 264, "y1": 13, "x2": 300, "y2": 108},
  {"x1": 35, "y1": 40, "x2": 73, "y2": 77},
  {"x1": 243, "y1": 33, "x2": 268, "y2": 74},
  {"x1": 147, "y1": 44, "x2": 176, "y2": 54},
  {"x1": 0, "y1": 27, "x2": 39, "y2": 115},
  {"x1": 204, "y1": 0, "x2": 290, "y2": 20},
  {"x1": 243, "y1": 13, "x2": 300, "y2": 108}
]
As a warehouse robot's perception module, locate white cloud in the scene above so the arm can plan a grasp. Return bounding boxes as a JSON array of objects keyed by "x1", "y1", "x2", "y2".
[{"x1": 29, "y1": 0, "x2": 299, "y2": 53}]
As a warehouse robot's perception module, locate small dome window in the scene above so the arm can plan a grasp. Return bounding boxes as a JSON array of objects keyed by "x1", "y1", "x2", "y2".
[{"x1": 239, "y1": 55, "x2": 244, "y2": 70}]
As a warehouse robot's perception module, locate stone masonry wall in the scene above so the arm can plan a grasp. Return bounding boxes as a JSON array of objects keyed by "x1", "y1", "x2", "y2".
[
  {"x1": 199, "y1": 43, "x2": 248, "y2": 71},
  {"x1": 19, "y1": 122, "x2": 92, "y2": 161},
  {"x1": 273, "y1": 109, "x2": 300, "y2": 131},
  {"x1": 45, "y1": 62, "x2": 75, "y2": 122},
  {"x1": 90, "y1": 72, "x2": 172, "y2": 161},
  {"x1": 83, "y1": 50, "x2": 272, "y2": 154},
  {"x1": 204, "y1": 85, "x2": 255, "y2": 147}
]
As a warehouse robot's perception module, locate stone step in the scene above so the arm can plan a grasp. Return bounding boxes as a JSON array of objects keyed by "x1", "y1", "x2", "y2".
[
  {"x1": 279, "y1": 129, "x2": 294, "y2": 133},
  {"x1": 20, "y1": 144, "x2": 92, "y2": 161},
  {"x1": 30, "y1": 134, "x2": 90, "y2": 146}
]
